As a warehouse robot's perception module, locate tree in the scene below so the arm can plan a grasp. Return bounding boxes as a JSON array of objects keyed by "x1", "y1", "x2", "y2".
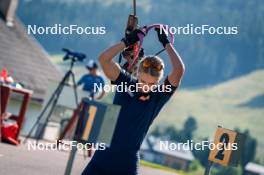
[
  {"x1": 150, "y1": 125, "x2": 162, "y2": 138},
  {"x1": 193, "y1": 138, "x2": 211, "y2": 167},
  {"x1": 240, "y1": 130, "x2": 257, "y2": 172},
  {"x1": 164, "y1": 125, "x2": 181, "y2": 141},
  {"x1": 180, "y1": 116, "x2": 197, "y2": 142}
]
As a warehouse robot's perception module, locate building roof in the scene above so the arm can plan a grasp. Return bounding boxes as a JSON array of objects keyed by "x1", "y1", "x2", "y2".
[
  {"x1": 245, "y1": 162, "x2": 264, "y2": 174},
  {"x1": 141, "y1": 136, "x2": 195, "y2": 161},
  {"x1": 0, "y1": 14, "x2": 62, "y2": 101}
]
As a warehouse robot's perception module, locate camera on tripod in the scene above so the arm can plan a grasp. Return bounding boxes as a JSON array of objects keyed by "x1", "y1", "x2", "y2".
[
  {"x1": 24, "y1": 48, "x2": 86, "y2": 143},
  {"x1": 62, "y1": 48, "x2": 86, "y2": 62}
]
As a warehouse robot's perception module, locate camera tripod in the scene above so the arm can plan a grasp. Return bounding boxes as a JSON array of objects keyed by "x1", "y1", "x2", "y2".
[{"x1": 24, "y1": 49, "x2": 85, "y2": 143}]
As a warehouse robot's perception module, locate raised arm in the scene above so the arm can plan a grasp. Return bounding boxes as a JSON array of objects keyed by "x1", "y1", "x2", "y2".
[
  {"x1": 155, "y1": 28, "x2": 185, "y2": 86},
  {"x1": 99, "y1": 29, "x2": 144, "y2": 81},
  {"x1": 165, "y1": 43, "x2": 185, "y2": 86},
  {"x1": 99, "y1": 42, "x2": 125, "y2": 81}
]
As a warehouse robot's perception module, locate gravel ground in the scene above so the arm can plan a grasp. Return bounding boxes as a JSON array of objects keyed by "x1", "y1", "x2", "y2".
[{"x1": 0, "y1": 140, "x2": 178, "y2": 175}]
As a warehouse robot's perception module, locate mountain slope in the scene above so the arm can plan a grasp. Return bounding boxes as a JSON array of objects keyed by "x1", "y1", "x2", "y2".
[
  {"x1": 17, "y1": 0, "x2": 264, "y2": 87},
  {"x1": 154, "y1": 69, "x2": 264, "y2": 158}
]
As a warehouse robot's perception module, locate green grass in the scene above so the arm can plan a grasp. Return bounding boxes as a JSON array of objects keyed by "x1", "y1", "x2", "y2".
[
  {"x1": 153, "y1": 70, "x2": 264, "y2": 161},
  {"x1": 140, "y1": 160, "x2": 191, "y2": 175},
  {"x1": 140, "y1": 160, "x2": 207, "y2": 175}
]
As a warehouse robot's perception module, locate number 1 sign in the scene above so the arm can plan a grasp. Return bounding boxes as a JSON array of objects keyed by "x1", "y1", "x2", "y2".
[{"x1": 75, "y1": 98, "x2": 121, "y2": 146}]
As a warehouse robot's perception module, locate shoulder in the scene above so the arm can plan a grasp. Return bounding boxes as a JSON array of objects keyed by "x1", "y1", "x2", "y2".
[
  {"x1": 82, "y1": 74, "x2": 91, "y2": 78},
  {"x1": 152, "y1": 76, "x2": 178, "y2": 103},
  {"x1": 112, "y1": 68, "x2": 137, "y2": 85},
  {"x1": 161, "y1": 76, "x2": 178, "y2": 95},
  {"x1": 97, "y1": 75, "x2": 105, "y2": 82}
]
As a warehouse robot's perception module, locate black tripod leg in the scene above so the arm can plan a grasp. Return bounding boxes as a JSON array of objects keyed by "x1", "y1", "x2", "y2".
[
  {"x1": 70, "y1": 71, "x2": 79, "y2": 106},
  {"x1": 35, "y1": 78, "x2": 67, "y2": 142},
  {"x1": 23, "y1": 80, "x2": 65, "y2": 143},
  {"x1": 23, "y1": 71, "x2": 71, "y2": 143},
  {"x1": 35, "y1": 70, "x2": 79, "y2": 143}
]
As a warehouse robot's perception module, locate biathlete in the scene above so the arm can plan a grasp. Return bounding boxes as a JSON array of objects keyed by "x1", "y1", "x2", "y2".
[{"x1": 82, "y1": 27, "x2": 185, "y2": 175}]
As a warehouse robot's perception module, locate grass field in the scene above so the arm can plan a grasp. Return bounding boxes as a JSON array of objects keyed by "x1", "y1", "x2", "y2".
[
  {"x1": 153, "y1": 69, "x2": 264, "y2": 161},
  {"x1": 50, "y1": 55, "x2": 264, "y2": 162}
]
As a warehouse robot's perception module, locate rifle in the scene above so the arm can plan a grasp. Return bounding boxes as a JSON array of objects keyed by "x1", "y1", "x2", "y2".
[{"x1": 119, "y1": 0, "x2": 141, "y2": 72}]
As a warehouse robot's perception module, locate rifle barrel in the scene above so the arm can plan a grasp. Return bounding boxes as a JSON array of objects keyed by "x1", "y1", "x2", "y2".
[{"x1": 133, "y1": 0, "x2": 136, "y2": 16}]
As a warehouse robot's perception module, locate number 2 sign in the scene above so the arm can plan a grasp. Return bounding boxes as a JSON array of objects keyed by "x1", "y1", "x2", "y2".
[{"x1": 208, "y1": 127, "x2": 245, "y2": 166}]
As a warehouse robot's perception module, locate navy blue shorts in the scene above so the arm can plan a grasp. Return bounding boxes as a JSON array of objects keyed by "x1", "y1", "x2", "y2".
[{"x1": 82, "y1": 148, "x2": 139, "y2": 175}]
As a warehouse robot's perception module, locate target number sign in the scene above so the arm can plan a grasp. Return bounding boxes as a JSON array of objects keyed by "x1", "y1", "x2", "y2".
[
  {"x1": 208, "y1": 128, "x2": 244, "y2": 166},
  {"x1": 75, "y1": 99, "x2": 121, "y2": 146}
]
